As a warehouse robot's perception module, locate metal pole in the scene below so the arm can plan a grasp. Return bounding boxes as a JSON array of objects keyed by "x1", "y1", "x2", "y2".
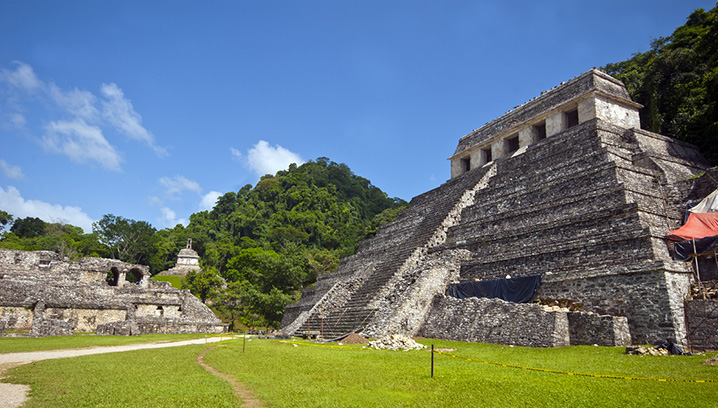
[
  {"x1": 431, "y1": 344, "x2": 435, "y2": 378},
  {"x1": 243, "y1": 332, "x2": 246, "y2": 352}
]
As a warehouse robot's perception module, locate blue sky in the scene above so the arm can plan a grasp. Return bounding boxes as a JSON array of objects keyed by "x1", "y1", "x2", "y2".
[{"x1": 1, "y1": 1, "x2": 714, "y2": 232}]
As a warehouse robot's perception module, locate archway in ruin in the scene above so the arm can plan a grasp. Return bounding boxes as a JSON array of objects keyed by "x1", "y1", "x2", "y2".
[
  {"x1": 125, "y1": 268, "x2": 144, "y2": 284},
  {"x1": 106, "y1": 268, "x2": 120, "y2": 286}
]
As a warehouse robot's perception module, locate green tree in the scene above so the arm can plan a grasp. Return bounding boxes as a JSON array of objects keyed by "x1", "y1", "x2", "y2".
[
  {"x1": 92, "y1": 214, "x2": 157, "y2": 264},
  {"x1": 0, "y1": 210, "x2": 12, "y2": 233},
  {"x1": 10, "y1": 216, "x2": 46, "y2": 238},
  {"x1": 181, "y1": 268, "x2": 223, "y2": 303},
  {"x1": 604, "y1": 5, "x2": 718, "y2": 165}
]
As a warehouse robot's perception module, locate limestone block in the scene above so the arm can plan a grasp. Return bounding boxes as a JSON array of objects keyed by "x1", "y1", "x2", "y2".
[
  {"x1": 567, "y1": 311, "x2": 630, "y2": 346},
  {"x1": 594, "y1": 95, "x2": 640, "y2": 129},
  {"x1": 546, "y1": 111, "x2": 563, "y2": 137},
  {"x1": 518, "y1": 127, "x2": 533, "y2": 147},
  {"x1": 30, "y1": 318, "x2": 73, "y2": 337},
  {"x1": 419, "y1": 296, "x2": 570, "y2": 347},
  {"x1": 0, "y1": 307, "x2": 34, "y2": 330},
  {"x1": 685, "y1": 299, "x2": 718, "y2": 351}
]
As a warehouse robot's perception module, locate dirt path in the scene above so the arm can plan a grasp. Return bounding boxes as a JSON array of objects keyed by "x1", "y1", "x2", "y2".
[
  {"x1": 197, "y1": 346, "x2": 266, "y2": 408},
  {"x1": 0, "y1": 335, "x2": 240, "y2": 408}
]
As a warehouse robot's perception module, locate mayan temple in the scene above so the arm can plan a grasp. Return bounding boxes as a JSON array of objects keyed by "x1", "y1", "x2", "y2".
[{"x1": 282, "y1": 69, "x2": 718, "y2": 348}]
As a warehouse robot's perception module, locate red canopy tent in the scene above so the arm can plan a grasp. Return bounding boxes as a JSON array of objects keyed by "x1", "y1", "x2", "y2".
[{"x1": 667, "y1": 212, "x2": 718, "y2": 241}]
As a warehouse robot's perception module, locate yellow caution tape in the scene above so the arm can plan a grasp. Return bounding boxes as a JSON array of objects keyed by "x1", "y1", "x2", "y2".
[
  {"x1": 262, "y1": 338, "x2": 716, "y2": 383},
  {"x1": 433, "y1": 350, "x2": 718, "y2": 383}
]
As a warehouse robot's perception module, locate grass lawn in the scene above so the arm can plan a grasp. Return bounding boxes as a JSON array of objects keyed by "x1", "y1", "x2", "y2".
[
  {"x1": 5, "y1": 344, "x2": 238, "y2": 408},
  {"x1": 203, "y1": 338, "x2": 718, "y2": 408},
  {"x1": 3, "y1": 336, "x2": 717, "y2": 407},
  {"x1": 152, "y1": 275, "x2": 184, "y2": 289},
  {"x1": 0, "y1": 333, "x2": 214, "y2": 353}
]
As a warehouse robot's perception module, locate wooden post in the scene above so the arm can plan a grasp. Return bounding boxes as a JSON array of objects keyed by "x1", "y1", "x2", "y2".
[
  {"x1": 692, "y1": 238, "x2": 708, "y2": 299},
  {"x1": 243, "y1": 332, "x2": 246, "y2": 352},
  {"x1": 431, "y1": 344, "x2": 435, "y2": 378}
]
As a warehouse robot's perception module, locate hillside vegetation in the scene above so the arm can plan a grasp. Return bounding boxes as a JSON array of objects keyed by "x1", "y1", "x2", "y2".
[
  {"x1": 0, "y1": 158, "x2": 407, "y2": 327},
  {"x1": 604, "y1": 5, "x2": 718, "y2": 164}
]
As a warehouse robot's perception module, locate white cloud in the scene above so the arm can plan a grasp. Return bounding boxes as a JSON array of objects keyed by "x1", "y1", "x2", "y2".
[
  {"x1": 154, "y1": 178, "x2": 220, "y2": 221},
  {"x1": 0, "y1": 160, "x2": 25, "y2": 180},
  {"x1": 0, "y1": 185, "x2": 94, "y2": 232},
  {"x1": 0, "y1": 61, "x2": 42, "y2": 92},
  {"x1": 43, "y1": 119, "x2": 123, "y2": 171},
  {"x1": 6, "y1": 112, "x2": 26, "y2": 129},
  {"x1": 49, "y1": 84, "x2": 99, "y2": 122},
  {"x1": 230, "y1": 147, "x2": 243, "y2": 160},
  {"x1": 100, "y1": 83, "x2": 167, "y2": 156},
  {"x1": 159, "y1": 175, "x2": 203, "y2": 197},
  {"x1": 200, "y1": 191, "x2": 222, "y2": 211},
  {"x1": 0, "y1": 62, "x2": 167, "y2": 170},
  {"x1": 160, "y1": 207, "x2": 188, "y2": 228},
  {"x1": 243, "y1": 140, "x2": 304, "y2": 177}
]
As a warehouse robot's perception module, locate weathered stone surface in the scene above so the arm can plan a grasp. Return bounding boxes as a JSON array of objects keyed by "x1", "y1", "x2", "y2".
[
  {"x1": 96, "y1": 320, "x2": 139, "y2": 336},
  {"x1": 0, "y1": 248, "x2": 227, "y2": 336},
  {"x1": 567, "y1": 311, "x2": 630, "y2": 346},
  {"x1": 419, "y1": 296, "x2": 570, "y2": 347},
  {"x1": 29, "y1": 318, "x2": 74, "y2": 337},
  {"x1": 685, "y1": 299, "x2": 718, "y2": 351},
  {"x1": 282, "y1": 69, "x2": 717, "y2": 348}
]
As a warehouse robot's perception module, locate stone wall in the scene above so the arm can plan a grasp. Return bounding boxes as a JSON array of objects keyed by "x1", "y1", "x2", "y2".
[
  {"x1": 419, "y1": 296, "x2": 570, "y2": 347},
  {"x1": 537, "y1": 270, "x2": 691, "y2": 345},
  {"x1": 44, "y1": 307, "x2": 127, "y2": 332},
  {"x1": 0, "y1": 306, "x2": 34, "y2": 330},
  {"x1": 419, "y1": 296, "x2": 630, "y2": 347},
  {"x1": 568, "y1": 311, "x2": 630, "y2": 346},
  {"x1": 685, "y1": 299, "x2": 718, "y2": 351}
]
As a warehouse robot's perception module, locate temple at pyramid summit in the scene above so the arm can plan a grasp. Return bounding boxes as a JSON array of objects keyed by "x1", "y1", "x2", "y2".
[{"x1": 281, "y1": 69, "x2": 718, "y2": 349}]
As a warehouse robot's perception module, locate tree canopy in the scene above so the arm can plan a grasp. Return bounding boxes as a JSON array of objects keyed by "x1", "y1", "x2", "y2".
[
  {"x1": 173, "y1": 158, "x2": 407, "y2": 327},
  {"x1": 0, "y1": 157, "x2": 407, "y2": 328},
  {"x1": 604, "y1": 5, "x2": 718, "y2": 165}
]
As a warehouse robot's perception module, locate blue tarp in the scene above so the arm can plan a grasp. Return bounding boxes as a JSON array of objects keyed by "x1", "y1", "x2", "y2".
[
  {"x1": 447, "y1": 275, "x2": 542, "y2": 303},
  {"x1": 673, "y1": 235, "x2": 718, "y2": 262}
]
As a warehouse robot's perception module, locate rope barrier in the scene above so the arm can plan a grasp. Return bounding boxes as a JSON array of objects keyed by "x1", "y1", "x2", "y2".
[
  {"x1": 263, "y1": 338, "x2": 718, "y2": 384},
  {"x1": 433, "y1": 350, "x2": 718, "y2": 383}
]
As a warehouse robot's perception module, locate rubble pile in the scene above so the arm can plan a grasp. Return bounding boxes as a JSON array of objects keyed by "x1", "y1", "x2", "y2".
[
  {"x1": 690, "y1": 280, "x2": 718, "y2": 300},
  {"x1": 368, "y1": 334, "x2": 426, "y2": 351},
  {"x1": 625, "y1": 346, "x2": 670, "y2": 356}
]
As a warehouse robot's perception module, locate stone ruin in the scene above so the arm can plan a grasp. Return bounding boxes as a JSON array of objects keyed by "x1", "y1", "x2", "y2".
[
  {"x1": 158, "y1": 238, "x2": 201, "y2": 277},
  {"x1": 0, "y1": 248, "x2": 226, "y2": 336},
  {"x1": 282, "y1": 69, "x2": 718, "y2": 348}
]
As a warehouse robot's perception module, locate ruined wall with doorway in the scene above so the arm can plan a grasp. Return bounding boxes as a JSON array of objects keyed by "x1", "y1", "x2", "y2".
[{"x1": 0, "y1": 248, "x2": 226, "y2": 336}]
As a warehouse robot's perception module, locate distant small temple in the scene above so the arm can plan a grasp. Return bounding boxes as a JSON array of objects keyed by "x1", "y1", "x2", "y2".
[{"x1": 160, "y1": 239, "x2": 201, "y2": 276}]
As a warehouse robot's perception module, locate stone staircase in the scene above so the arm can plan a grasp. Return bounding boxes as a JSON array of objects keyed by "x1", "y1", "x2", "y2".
[{"x1": 289, "y1": 164, "x2": 497, "y2": 338}]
